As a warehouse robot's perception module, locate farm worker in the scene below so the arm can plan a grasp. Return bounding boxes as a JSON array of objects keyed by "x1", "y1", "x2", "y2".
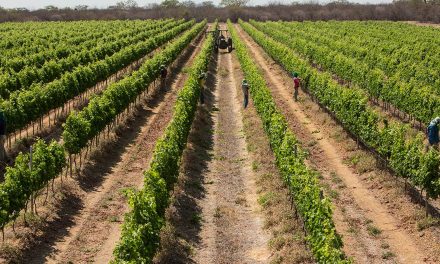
[
  {"x1": 242, "y1": 79, "x2": 250, "y2": 108},
  {"x1": 0, "y1": 109, "x2": 6, "y2": 162},
  {"x1": 198, "y1": 72, "x2": 206, "y2": 105},
  {"x1": 426, "y1": 117, "x2": 440, "y2": 150},
  {"x1": 292, "y1": 72, "x2": 301, "y2": 102},
  {"x1": 160, "y1": 64, "x2": 168, "y2": 90},
  {"x1": 383, "y1": 118, "x2": 389, "y2": 129}
]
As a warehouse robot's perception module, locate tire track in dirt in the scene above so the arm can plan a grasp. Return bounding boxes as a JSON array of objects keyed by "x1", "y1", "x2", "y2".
[
  {"x1": 192, "y1": 49, "x2": 270, "y2": 263},
  {"x1": 235, "y1": 24, "x2": 427, "y2": 264},
  {"x1": 21, "y1": 31, "x2": 207, "y2": 264}
]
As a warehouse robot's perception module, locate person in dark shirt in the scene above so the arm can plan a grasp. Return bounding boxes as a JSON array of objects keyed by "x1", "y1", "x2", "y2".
[
  {"x1": 427, "y1": 117, "x2": 440, "y2": 150},
  {"x1": 160, "y1": 64, "x2": 168, "y2": 90},
  {"x1": 0, "y1": 109, "x2": 6, "y2": 162},
  {"x1": 242, "y1": 79, "x2": 249, "y2": 108}
]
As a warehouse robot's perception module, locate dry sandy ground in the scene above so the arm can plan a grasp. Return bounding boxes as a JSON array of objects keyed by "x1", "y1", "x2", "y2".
[
  {"x1": 406, "y1": 21, "x2": 440, "y2": 28},
  {"x1": 191, "y1": 50, "x2": 270, "y2": 264}
]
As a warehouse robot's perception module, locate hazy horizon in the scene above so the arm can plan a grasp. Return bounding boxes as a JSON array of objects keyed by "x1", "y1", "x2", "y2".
[{"x1": 0, "y1": 0, "x2": 394, "y2": 10}]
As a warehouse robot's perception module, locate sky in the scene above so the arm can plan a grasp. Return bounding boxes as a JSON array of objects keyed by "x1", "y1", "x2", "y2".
[{"x1": 0, "y1": 0, "x2": 393, "y2": 10}]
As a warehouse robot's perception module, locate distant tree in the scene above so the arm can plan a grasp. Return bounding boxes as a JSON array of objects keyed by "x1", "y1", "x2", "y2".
[
  {"x1": 145, "y1": 3, "x2": 160, "y2": 8},
  {"x1": 181, "y1": 0, "x2": 196, "y2": 7},
  {"x1": 267, "y1": 1, "x2": 285, "y2": 6},
  {"x1": 126, "y1": 0, "x2": 139, "y2": 8},
  {"x1": 44, "y1": 5, "x2": 59, "y2": 10},
  {"x1": 115, "y1": 0, "x2": 138, "y2": 9},
  {"x1": 220, "y1": 0, "x2": 249, "y2": 7},
  {"x1": 74, "y1": 5, "x2": 89, "y2": 10},
  {"x1": 327, "y1": 0, "x2": 350, "y2": 5},
  {"x1": 201, "y1": 1, "x2": 215, "y2": 7},
  {"x1": 14, "y1": 7, "x2": 29, "y2": 12},
  {"x1": 161, "y1": 0, "x2": 180, "y2": 8},
  {"x1": 391, "y1": 0, "x2": 436, "y2": 4},
  {"x1": 115, "y1": 2, "x2": 124, "y2": 9}
]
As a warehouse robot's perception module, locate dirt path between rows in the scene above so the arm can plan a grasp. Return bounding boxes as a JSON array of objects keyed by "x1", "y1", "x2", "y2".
[
  {"x1": 406, "y1": 21, "x2": 440, "y2": 28},
  {"x1": 19, "y1": 32, "x2": 206, "y2": 264},
  {"x1": 236, "y1": 24, "x2": 428, "y2": 264},
  {"x1": 189, "y1": 50, "x2": 270, "y2": 263}
]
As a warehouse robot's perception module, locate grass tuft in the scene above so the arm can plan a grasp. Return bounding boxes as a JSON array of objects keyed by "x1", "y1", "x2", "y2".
[
  {"x1": 367, "y1": 224, "x2": 382, "y2": 237},
  {"x1": 417, "y1": 216, "x2": 440, "y2": 231},
  {"x1": 382, "y1": 251, "x2": 395, "y2": 260}
]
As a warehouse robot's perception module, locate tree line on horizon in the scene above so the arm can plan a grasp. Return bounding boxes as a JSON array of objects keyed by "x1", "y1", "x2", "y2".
[{"x1": 0, "y1": 0, "x2": 439, "y2": 23}]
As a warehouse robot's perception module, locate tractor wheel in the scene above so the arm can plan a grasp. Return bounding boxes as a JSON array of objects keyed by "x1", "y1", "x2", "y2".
[{"x1": 228, "y1": 45, "x2": 232, "y2": 53}]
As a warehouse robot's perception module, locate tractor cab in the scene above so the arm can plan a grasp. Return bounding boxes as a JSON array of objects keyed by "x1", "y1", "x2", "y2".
[{"x1": 206, "y1": 26, "x2": 233, "y2": 53}]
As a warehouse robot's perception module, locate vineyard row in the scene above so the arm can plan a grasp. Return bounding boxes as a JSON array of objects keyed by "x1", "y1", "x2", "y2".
[
  {"x1": 0, "y1": 21, "x2": 205, "y2": 238},
  {"x1": 239, "y1": 20, "x2": 440, "y2": 208},
  {"x1": 113, "y1": 21, "x2": 213, "y2": 263}
]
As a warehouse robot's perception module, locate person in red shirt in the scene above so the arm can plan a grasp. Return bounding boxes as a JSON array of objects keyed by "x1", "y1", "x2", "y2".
[{"x1": 292, "y1": 72, "x2": 301, "y2": 102}]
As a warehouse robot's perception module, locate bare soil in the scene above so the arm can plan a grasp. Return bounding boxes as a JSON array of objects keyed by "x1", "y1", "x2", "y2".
[
  {"x1": 236, "y1": 24, "x2": 440, "y2": 264},
  {"x1": 406, "y1": 21, "x2": 440, "y2": 28},
  {"x1": 192, "y1": 49, "x2": 270, "y2": 264},
  {"x1": 0, "y1": 32, "x2": 206, "y2": 264}
]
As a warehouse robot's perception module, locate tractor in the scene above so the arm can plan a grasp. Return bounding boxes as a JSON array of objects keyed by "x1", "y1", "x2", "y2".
[{"x1": 206, "y1": 26, "x2": 233, "y2": 53}]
